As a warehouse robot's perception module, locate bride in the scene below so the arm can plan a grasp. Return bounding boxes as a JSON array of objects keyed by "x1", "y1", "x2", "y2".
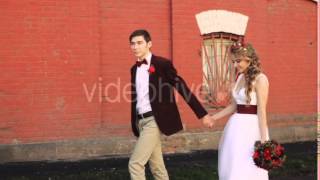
[{"x1": 211, "y1": 42, "x2": 270, "y2": 180}]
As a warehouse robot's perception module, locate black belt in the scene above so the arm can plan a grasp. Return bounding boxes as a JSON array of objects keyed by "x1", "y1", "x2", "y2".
[
  {"x1": 137, "y1": 111, "x2": 153, "y2": 119},
  {"x1": 237, "y1": 104, "x2": 257, "y2": 114}
]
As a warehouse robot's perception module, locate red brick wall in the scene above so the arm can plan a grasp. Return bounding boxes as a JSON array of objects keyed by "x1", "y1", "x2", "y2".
[
  {"x1": 0, "y1": 0, "x2": 316, "y2": 144},
  {"x1": 0, "y1": 1, "x2": 103, "y2": 143},
  {"x1": 99, "y1": 0, "x2": 171, "y2": 136},
  {"x1": 171, "y1": 0, "x2": 317, "y2": 129}
]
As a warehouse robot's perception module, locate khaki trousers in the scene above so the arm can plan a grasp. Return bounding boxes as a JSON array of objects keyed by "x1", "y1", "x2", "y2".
[{"x1": 128, "y1": 116, "x2": 169, "y2": 180}]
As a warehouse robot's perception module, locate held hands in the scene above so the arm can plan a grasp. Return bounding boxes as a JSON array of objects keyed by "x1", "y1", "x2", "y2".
[{"x1": 201, "y1": 114, "x2": 216, "y2": 128}]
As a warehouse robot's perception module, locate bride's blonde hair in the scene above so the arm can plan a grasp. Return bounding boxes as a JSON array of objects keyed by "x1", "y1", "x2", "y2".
[{"x1": 230, "y1": 42, "x2": 261, "y2": 104}]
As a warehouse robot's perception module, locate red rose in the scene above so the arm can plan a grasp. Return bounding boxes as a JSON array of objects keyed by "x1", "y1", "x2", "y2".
[
  {"x1": 272, "y1": 159, "x2": 281, "y2": 166},
  {"x1": 148, "y1": 65, "x2": 155, "y2": 74},
  {"x1": 263, "y1": 148, "x2": 271, "y2": 160},
  {"x1": 275, "y1": 145, "x2": 284, "y2": 156},
  {"x1": 253, "y1": 151, "x2": 260, "y2": 159}
]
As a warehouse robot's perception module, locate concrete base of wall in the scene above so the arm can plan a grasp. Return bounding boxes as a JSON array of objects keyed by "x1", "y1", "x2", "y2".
[{"x1": 0, "y1": 125, "x2": 316, "y2": 163}]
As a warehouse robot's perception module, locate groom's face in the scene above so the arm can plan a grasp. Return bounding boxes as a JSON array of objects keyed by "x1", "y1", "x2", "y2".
[{"x1": 130, "y1": 36, "x2": 152, "y2": 60}]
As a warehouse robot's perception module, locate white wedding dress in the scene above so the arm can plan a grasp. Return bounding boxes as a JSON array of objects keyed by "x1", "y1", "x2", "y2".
[{"x1": 218, "y1": 74, "x2": 269, "y2": 180}]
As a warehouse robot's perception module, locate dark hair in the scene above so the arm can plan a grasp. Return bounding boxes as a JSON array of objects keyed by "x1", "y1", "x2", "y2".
[{"x1": 129, "y1": 29, "x2": 151, "y2": 42}]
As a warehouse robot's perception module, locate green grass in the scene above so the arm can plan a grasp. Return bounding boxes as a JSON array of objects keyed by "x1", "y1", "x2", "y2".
[{"x1": 269, "y1": 153, "x2": 316, "y2": 178}]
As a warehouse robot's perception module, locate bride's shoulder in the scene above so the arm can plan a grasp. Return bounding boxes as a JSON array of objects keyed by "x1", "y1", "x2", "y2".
[
  {"x1": 256, "y1": 73, "x2": 268, "y2": 81},
  {"x1": 254, "y1": 73, "x2": 269, "y2": 86},
  {"x1": 235, "y1": 73, "x2": 244, "y2": 81}
]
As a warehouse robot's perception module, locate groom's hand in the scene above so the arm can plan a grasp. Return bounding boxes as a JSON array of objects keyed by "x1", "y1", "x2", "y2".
[{"x1": 201, "y1": 114, "x2": 214, "y2": 128}]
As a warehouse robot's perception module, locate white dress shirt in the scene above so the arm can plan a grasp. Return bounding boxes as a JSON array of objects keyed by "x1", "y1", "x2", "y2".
[{"x1": 135, "y1": 53, "x2": 152, "y2": 114}]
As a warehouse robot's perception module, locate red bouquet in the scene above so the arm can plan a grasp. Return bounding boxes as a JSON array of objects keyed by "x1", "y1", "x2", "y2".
[{"x1": 253, "y1": 140, "x2": 286, "y2": 171}]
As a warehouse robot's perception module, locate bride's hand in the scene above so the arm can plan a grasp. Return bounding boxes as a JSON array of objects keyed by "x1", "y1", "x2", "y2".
[{"x1": 209, "y1": 114, "x2": 217, "y2": 128}]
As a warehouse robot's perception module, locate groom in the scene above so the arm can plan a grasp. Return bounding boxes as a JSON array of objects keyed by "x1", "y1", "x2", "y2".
[{"x1": 129, "y1": 29, "x2": 213, "y2": 180}]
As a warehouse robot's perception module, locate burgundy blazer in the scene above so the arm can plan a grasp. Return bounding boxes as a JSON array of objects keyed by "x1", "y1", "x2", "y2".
[{"x1": 130, "y1": 55, "x2": 208, "y2": 137}]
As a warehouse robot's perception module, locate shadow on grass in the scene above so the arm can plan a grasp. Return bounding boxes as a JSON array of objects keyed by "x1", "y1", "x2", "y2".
[{"x1": 0, "y1": 141, "x2": 316, "y2": 180}]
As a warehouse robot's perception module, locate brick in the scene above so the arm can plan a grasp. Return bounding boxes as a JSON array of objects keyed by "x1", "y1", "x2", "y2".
[{"x1": 0, "y1": 0, "x2": 316, "y2": 160}]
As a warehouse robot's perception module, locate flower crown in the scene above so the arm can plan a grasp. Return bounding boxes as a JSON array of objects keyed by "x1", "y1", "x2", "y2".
[{"x1": 230, "y1": 41, "x2": 255, "y2": 58}]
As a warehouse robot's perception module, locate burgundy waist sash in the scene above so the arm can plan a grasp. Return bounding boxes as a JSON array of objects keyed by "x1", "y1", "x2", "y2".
[{"x1": 237, "y1": 104, "x2": 257, "y2": 114}]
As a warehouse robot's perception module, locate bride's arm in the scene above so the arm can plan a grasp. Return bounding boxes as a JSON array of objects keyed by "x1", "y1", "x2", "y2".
[
  {"x1": 255, "y1": 74, "x2": 270, "y2": 143},
  {"x1": 210, "y1": 75, "x2": 240, "y2": 125},
  {"x1": 211, "y1": 99, "x2": 237, "y2": 121}
]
